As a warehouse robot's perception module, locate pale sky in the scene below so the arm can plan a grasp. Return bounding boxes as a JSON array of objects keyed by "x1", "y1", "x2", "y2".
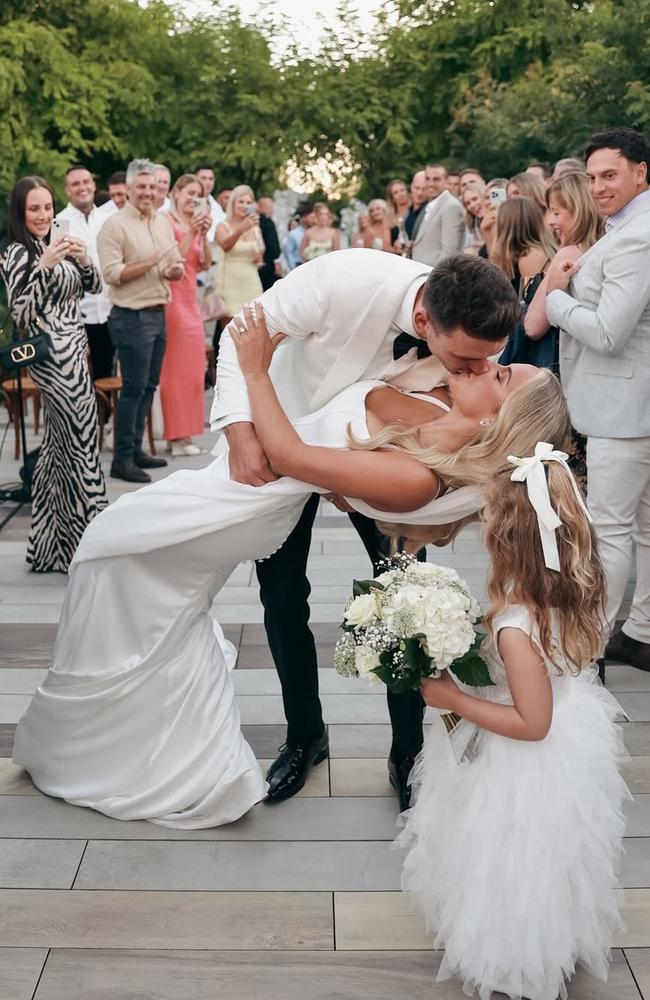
[{"x1": 178, "y1": 0, "x2": 382, "y2": 50}]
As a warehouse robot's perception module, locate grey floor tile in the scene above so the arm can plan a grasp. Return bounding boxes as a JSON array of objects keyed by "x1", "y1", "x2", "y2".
[
  {"x1": 236, "y1": 694, "x2": 390, "y2": 725},
  {"x1": 241, "y1": 622, "x2": 341, "y2": 645},
  {"x1": 0, "y1": 668, "x2": 47, "y2": 693},
  {"x1": 0, "y1": 890, "x2": 333, "y2": 950},
  {"x1": 0, "y1": 694, "x2": 31, "y2": 724},
  {"x1": 336, "y1": 890, "x2": 650, "y2": 951},
  {"x1": 0, "y1": 794, "x2": 399, "y2": 841},
  {"x1": 0, "y1": 760, "x2": 36, "y2": 794},
  {"x1": 74, "y1": 840, "x2": 402, "y2": 891},
  {"x1": 620, "y1": 694, "x2": 650, "y2": 722},
  {"x1": 0, "y1": 724, "x2": 15, "y2": 757},
  {"x1": 608, "y1": 666, "x2": 650, "y2": 693},
  {"x1": 236, "y1": 644, "x2": 337, "y2": 670},
  {"x1": 0, "y1": 947, "x2": 48, "y2": 1000},
  {"x1": 624, "y1": 948, "x2": 650, "y2": 998},
  {"x1": 0, "y1": 839, "x2": 86, "y2": 889},
  {"x1": 627, "y1": 796, "x2": 650, "y2": 837},
  {"x1": 243, "y1": 724, "x2": 287, "y2": 757},
  {"x1": 625, "y1": 725, "x2": 650, "y2": 757},
  {"x1": 621, "y1": 757, "x2": 650, "y2": 795},
  {"x1": 330, "y1": 758, "x2": 394, "y2": 797},
  {"x1": 32, "y1": 949, "x2": 441, "y2": 1000},
  {"x1": 0, "y1": 623, "x2": 57, "y2": 669},
  {"x1": 622, "y1": 840, "x2": 650, "y2": 888}
]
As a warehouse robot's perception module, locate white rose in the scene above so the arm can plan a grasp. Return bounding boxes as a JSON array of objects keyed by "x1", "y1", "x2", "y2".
[
  {"x1": 344, "y1": 593, "x2": 379, "y2": 627},
  {"x1": 355, "y1": 644, "x2": 382, "y2": 686}
]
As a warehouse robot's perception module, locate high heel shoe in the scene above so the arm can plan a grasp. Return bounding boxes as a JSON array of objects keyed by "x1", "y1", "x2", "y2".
[{"x1": 169, "y1": 442, "x2": 204, "y2": 457}]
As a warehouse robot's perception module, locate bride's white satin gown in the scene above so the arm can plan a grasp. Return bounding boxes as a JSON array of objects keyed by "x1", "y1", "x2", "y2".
[{"x1": 14, "y1": 381, "x2": 478, "y2": 829}]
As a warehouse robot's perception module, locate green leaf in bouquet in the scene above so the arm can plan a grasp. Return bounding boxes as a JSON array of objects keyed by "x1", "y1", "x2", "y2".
[
  {"x1": 352, "y1": 578, "x2": 385, "y2": 597},
  {"x1": 449, "y1": 633, "x2": 493, "y2": 687}
]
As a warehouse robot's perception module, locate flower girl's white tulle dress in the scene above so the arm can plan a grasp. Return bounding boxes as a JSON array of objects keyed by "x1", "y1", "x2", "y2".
[
  {"x1": 397, "y1": 603, "x2": 629, "y2": 1000},
  {"x1": 13, "y1": 380, "x2": 479, "y2": 829}
]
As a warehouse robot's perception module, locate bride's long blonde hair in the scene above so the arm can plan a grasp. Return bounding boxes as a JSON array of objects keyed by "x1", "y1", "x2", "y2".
[{"x1": 352, "y1": 369, "x2": 571, "y2": 548}]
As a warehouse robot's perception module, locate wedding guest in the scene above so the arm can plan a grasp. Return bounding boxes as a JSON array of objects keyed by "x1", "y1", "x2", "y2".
[
  {"x1": 194, "y1": 163, "x2": 225, "y2": 242},
  {"x1": 351, "y1": 211, "x2": 369, "y2": 248},
  {"x1": 402, "y1": 454, "x2": 627, "y2": 1000},
  {"x1": 98, "y1": 158, "x2": 184, "y2": 483},
  {"x1": 494, "y1": 196, "x2": 558, "y2": 375},
  {"x1": 477, "y1": 179, "x2": 509, "y2": 258},
  {"x1": 1, "y1": 176, "x2": 107, "y2": 572},
  {"x1": 551, "y1": 156, "x2": 584, "y2": 181},
  {"x1": 300, "y1": 202, "x2": 340, "y2": 261},
  {"x1": 491, "y1": 196, "x2": 557, "y2": 296},
  {"x1": 525, "y1": 161, "x2": 552, "y2": 185},
  {"x1": 386, "y1": 178, "x2": 410, "y2": 245},
  {"x1": 361, "y1": 199, "x2": 394, "y2": 252},
  {"x1": 217, "y1": 188, "x2": 231, "y2": 212},
  {"x1": 411, "y1": 164, "x2": 465, "y2": 265},
  {"x1": 404, "y1": 169, "x2": 428, "y2": 240},
  {"x1": 160, "y1": 173, "x2": 211, "y2": 457},
  {"x1": 458, "y1": 167, "x2": 485, "y2": 193},
  {"x1": 256, "y1": 196, "x2": 282, "y2": 290},
  {"x1": 100, "y1": 171, "x2": 128, "y2": 216},
  {"x1": 546, "y1": 127, "x2": 650, "y2": 675},
  {"x1": 57, "y1": 164, "x2": 113, "y2": 378},
  {"x1": 524, "y1": 169, "x2": 602, "y2": 501},
  {"x1": 461, "y1": 181, "x2": 485, "y2": 251},
  {"x1": 215, "y1": 184, "x2": 263, "y2": 324},
  {"x1": 506, "y1": 171, "x2": 546, "y2": 210},
  {"x1": 447, "y1": 171, "x2": 461, "y2": 198},
  {"x1": 283, "y1": 201, "x2": 314, "y2": 270},
  {"x1": 153, "y1": 164, "x2": 171, "y2": 212}
]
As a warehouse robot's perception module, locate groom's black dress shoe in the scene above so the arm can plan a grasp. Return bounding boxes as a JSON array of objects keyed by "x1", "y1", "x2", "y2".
[
  {"x1": 265, "y1": 728, "x2": 329, "y2": 802},
  {"x1": 606, "y1": 631, "x2": 650, "y2": 672},
  {"x1": 388, "y1": 752, "x2": 417, "y2": 812}
]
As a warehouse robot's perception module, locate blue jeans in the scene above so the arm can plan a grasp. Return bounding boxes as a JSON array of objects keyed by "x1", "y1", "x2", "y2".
[{"x1": 108, "y1": 306, "x2": 166, "y2": 461}]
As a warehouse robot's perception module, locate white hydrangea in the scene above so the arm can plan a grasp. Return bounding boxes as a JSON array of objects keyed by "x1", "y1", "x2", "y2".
[{"x1": 354, "y1": 644, "x2": 382, "y2": 685}]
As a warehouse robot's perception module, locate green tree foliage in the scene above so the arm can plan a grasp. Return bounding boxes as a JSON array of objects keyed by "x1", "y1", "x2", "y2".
[{"x1": 0, "y1": 0, "x2": 648, "y2": 211}]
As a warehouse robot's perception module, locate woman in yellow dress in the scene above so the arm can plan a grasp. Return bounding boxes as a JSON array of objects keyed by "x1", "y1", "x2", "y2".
[{"x1": 215, "y1": 185, "x2": 263, "y2": 325}]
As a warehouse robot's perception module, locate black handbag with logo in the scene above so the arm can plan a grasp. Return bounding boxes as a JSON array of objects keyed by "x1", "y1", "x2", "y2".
[{"x1": 0, "y1": 313, "x2": 52, "y2": 374}]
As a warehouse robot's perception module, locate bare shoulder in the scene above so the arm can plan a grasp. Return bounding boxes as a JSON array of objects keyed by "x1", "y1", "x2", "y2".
[
  {"x1": 372, "y1": 449, "x2": 441, "y2": 512},
  {"x1": 519, "y1": 246, "x2": 549, "y2": 277}
]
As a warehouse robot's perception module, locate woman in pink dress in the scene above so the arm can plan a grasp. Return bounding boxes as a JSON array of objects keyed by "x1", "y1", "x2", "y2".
[{"x1": 161, "y1": 174, "x2": 211, "y2": 457}]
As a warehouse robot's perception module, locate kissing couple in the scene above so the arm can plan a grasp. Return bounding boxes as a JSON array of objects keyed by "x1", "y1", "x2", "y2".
[{"x1": 14, "y1": 250, "x2": 570, "y2": 827}]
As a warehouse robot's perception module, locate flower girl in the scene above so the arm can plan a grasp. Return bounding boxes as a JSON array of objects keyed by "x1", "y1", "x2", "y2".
[{"x1": 398, "y1": 443, "x2": 629, "y2": 1000}]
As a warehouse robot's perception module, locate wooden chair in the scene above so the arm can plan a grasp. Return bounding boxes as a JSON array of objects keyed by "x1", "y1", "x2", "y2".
[
  {"x1": 94, "y1": 375, "x2": 156, "y2": 454},
  {"x1": 1, "y1": 376, "x2": 41, "y2": 460}
]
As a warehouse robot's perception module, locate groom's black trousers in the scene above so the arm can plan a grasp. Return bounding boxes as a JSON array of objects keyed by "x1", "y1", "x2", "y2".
[{"x1": 255, "y1": 493, "x2": 426, "y2": 759}]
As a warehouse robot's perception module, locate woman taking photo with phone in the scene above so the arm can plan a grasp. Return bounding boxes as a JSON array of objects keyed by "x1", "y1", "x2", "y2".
[
  {"x1": 215, "y1": 185, "x2": 263, "y2": 327},
  {"x1": 160, "y1": 174, "x2": 211, "y2": 457},
  {"x1": 0, "y1": 176, "x2": 107, "y2": 572}
]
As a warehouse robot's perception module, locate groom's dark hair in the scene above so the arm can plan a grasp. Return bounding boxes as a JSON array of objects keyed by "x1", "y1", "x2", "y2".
[{"x1": 422, "y1": 253, "x2": 522, "y2": 341}]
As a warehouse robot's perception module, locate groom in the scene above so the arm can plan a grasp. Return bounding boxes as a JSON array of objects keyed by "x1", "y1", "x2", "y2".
[{"x1": 211, "y1": 249, "x2": 521, "y2": 807}]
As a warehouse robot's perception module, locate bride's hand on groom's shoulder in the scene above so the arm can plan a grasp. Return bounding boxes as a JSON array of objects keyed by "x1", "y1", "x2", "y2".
[{"x1": 231, "y1": 303, "x2": 286, "y2": 378}]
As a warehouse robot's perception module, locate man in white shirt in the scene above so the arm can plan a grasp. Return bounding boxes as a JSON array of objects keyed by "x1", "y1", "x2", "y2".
[
  {"x1": 195, "y1": 163, "x2": 226, "y2": 243},
  {"x1": 99, "y1": 171, "x2": 128, "y2": 217},
  {"x1": 57, "y1": 165, "x2": 114, "y2": 378}
]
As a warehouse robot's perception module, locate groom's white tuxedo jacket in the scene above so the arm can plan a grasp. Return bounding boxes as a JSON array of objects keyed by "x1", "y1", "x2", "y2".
[{"x1": 210, "y1": 249, "x2": 440, "y2": 433}]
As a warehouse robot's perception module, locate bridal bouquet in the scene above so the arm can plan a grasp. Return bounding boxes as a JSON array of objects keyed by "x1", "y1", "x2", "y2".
[{"x1": 334, "y1": 553, "x2": 492, "y2": 694}]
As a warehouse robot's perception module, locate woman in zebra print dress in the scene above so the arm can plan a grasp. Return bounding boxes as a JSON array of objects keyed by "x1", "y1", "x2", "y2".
[{"x1": 1, "y1": 176, "x2": 107, "y2": 572}]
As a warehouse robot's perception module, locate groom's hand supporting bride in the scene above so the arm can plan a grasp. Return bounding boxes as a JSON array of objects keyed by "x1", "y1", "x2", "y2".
[{"x1": 225, "y1": 422, "x2": 279, "y2": 486}]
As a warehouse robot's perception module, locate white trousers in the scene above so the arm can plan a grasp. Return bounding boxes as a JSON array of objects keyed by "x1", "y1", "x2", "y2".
[{"x1": 587, "y1": 436, "x2": 650, "y2": 643}]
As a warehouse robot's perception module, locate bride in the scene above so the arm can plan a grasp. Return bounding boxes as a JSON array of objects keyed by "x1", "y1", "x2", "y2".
[{"x1": 13, "y1": 305, "x2": 570, "y2": 829}]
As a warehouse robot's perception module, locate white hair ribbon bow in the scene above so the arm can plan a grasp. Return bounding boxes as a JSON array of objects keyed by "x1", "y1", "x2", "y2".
[{"x1": 507, "y1": 441, "x2": 592, "y2": 572}]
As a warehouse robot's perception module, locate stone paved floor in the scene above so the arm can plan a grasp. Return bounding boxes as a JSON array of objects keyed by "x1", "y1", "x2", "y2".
[{"x1": 0, "y1": 401, "x2": 649, "y2": 999}]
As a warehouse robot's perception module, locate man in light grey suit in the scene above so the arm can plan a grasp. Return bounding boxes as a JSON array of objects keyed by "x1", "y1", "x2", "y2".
[
  {"x1": 546, "y1": 127, "x2": 650, "y2": 675},
  {"x1": 411, "y1": 163, "x2": 465, "y2": 266}
]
